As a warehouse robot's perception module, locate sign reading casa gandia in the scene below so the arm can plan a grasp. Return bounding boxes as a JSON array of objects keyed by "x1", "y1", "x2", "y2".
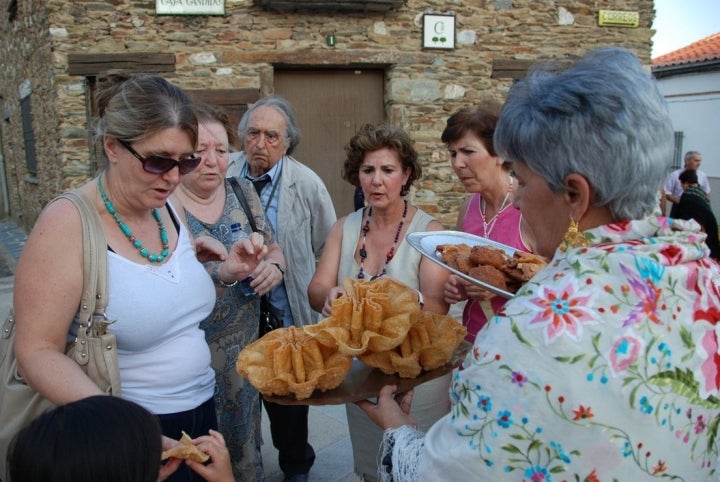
[{"x1": 156, "y1": 0, "x2": 225, "y2": 16}]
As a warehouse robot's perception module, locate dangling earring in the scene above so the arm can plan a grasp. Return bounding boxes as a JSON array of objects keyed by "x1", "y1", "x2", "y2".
[
  {"x1": 400, "y1": 185, "x2": 409, "y2": 197},
  {"x1": 559, "y1": 217, "x2": 589, "y2": 252}
]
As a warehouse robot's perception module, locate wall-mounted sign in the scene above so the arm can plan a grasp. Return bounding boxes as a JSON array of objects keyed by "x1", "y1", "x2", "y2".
[
  {"x1": 156, "y1": 0, "x2": 225, "y2": 16},
  {"x1": 598, "y1": 10, "x2": 639, "y2": 28},
  {"x1": 422, "y1": 14, "x2": 455, "y2": 50}
]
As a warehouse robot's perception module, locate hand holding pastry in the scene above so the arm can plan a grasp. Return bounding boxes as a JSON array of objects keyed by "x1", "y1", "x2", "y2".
[
  {"x1": 158, "y1": 435, "x2": 183, "y2": 481},
  {"x1": 185, "y1": 430, "x2": 234, "y2": 482},
  {"x1": 161, "y1": 431, "x2": 209, "y2": 464}
]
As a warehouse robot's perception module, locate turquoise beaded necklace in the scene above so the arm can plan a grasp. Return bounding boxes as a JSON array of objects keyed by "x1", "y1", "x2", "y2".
[{"x1": 97, "y1": 176, "x2": 170, "y2": 263}]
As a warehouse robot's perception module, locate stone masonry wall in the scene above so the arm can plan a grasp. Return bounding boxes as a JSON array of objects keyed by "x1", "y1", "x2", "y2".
[
  {"x1": 0, "y1": 1, "x2": 63, "y2": 230},
  {"x1": 0, "y1": 0, "x2": 656, "y2": 229}
]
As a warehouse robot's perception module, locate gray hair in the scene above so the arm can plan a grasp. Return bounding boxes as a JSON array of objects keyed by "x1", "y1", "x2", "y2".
[
  {"x1": 93, "y1": 70, "x2": 198, "y2": 157},
  {"x1": 494, "y1": 47, "x2": 673, "y2": 221},
  {"x1": 684, "y1": 150, "x2": 701, "y2": 162},
  {"x1": 237, "y1": 95, "x2": 301, "y2": 155}
]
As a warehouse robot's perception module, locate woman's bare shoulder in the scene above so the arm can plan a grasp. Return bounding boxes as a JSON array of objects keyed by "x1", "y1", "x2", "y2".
[
  {"x1": 425, "y1": 219, "x2": 448, "y2": 232},
  {"x1": 20, "y1": 192, "x2": 87, "y2": 264}
]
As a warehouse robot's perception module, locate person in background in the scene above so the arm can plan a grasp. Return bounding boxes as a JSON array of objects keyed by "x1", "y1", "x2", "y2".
[
  {"x1": 228, "y1": 95, "x2": 336, "y2": 482},
  {"x1": 12, "y1": 71, "x2": 263, "y2": 482},
  {"x1": 662, "y1": 150, "x2": 710, "y2": 216},
  {"x1": 172, "y1": 102, "x2": 285, "y2": 481},
  {"x1": 359, "y1": 47, "x2": 720, "y2": 481},
  {"x1": 308, "y1": 123, "x2": 451, "y2": 482},
  {"x1": 7, "y1": 395, "x2": 234, "y2": 482},
  {"x1": 354, "y1": 185, "x2": 365, "y2": 211},
  {"x1": 441, "y1": 102, "x2": 537, "y2": 342},
  {"x1": 674, "y1": 168, "x2": 720, "y2": 260}
]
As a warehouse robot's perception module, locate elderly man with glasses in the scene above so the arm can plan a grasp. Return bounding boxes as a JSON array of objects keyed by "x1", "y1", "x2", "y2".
[{"x1": 228, "y1": 95, "x2": 336, "y2": 482}]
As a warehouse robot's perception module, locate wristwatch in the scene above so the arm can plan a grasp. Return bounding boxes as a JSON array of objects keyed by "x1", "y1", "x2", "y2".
[{"x1": 271, "y1": 262, "x2": 285, "y2": 276}]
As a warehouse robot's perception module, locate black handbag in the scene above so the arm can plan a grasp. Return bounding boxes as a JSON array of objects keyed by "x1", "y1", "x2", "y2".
[
  {"x1": 228, "y1": 177, "x2": 284, "y2": 337},
  {"x1": 259, "y1": 294, "x2": 284, "y2": 337}
]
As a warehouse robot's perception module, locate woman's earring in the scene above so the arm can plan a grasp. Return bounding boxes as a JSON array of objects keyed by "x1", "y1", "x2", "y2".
[
  {"x1": 400, "y1": 186, "x2": 408, "y2": 197},
  {"x1": 559, "y1": 217, "x2": 589, "y2": 252}
]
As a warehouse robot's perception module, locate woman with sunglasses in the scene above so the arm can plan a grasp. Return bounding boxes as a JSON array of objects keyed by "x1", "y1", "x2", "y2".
[{"x1": 11, "y1": 71, "x2": 265, "y2": 482}]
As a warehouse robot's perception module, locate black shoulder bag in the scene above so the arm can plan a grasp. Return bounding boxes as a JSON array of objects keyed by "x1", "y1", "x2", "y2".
[{"x1": 227, "y1": 177, "x2": 284, "y2": 337}]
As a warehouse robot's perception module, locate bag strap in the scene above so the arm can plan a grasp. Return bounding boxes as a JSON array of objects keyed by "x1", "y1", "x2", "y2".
[
  {"x1": 58, "y1": 189, "x2": 108, "y2": 324},
  {"x1": 228, "y1": 177, "x2": 258, "y2": 233},
  {"x1": 227, "y1": 177, "x2": 278, "y2": 308}
]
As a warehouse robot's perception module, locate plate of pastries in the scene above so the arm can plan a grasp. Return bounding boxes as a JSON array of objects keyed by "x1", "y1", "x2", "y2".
[
  {"x1": 236, "y1": 277, "x2": 469, "y2": 404},
  {"x1": 406, "y1": 230, "x2": 547, "y2": 299}
]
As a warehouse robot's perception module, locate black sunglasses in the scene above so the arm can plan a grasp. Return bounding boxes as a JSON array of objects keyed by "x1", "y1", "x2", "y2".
[{"x1": 118, "y1": 139, "x2": 201, "y2": 175}]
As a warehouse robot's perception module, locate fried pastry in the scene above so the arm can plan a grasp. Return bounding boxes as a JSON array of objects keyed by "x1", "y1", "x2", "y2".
[
  {"x1": 236, "y1": 326, "x2": 352, "y2": 400},
  {"x1": 503, "y1": 251, "x2": 546, "y2": 283},
  {"x1": 437, "y1": 243, "x2": 472, "y2": 271},
  {"x1": 437, "y1": 241, "x2": 547, "y2": 293},
  {"x1": 359, "y1": 310, "x2": 467, "y2": 378},
  {"x1": 161, "y1": 431, "x2": 209, "y2": 463},
  {"x1": 436, "y1": 243, "x2": 470, "y2": 257},
  {"x1": 305, "y1": 277, "x2": 419, "y2": 356},
  {"x1": 469, "y1": 245, "x2": 506, "y2": 269},
  {"x1": 468, "y1": 264, "x2": 508, "y2": 291}
]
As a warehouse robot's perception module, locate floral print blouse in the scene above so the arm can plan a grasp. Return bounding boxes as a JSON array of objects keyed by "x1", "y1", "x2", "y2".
[{"x1": 383, "y1": 217, "x2": 720, "y2": 482}]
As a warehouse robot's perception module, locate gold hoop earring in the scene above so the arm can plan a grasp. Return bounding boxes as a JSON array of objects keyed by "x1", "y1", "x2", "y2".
[{"x1": 559, "y1": 218, "x2": 589, "y2": 252}]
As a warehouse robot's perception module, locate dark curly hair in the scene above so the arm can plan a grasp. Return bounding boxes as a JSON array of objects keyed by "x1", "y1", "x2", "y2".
[{"x1": 341, "y1": 123, "x2": 422, "y2": 193}]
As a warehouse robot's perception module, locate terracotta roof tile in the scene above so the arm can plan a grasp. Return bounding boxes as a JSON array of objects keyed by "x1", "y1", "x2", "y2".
[{"x1": 652, "y1": 32, "x2": 720, "y2": 68}]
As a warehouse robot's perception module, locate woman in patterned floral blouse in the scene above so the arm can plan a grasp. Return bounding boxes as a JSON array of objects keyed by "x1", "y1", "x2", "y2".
[{"x1": 358, "y1": 47, "x2": 720, "y2": 482}]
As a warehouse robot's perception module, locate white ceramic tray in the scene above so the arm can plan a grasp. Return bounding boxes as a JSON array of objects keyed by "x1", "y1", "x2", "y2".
[{"x1": 406, "y1": 230, "x2": 517, "y2": 299}]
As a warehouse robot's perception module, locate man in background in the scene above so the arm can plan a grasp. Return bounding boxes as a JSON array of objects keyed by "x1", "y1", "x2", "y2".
[
  {"x1": 662, "y1": 150, "x2": 711, "y2": 217},
  {"x1": 228, "y1": 95, "x2": 336, "y2": 482}
]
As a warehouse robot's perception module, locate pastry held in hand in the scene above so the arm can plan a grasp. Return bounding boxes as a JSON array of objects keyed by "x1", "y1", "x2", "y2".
[
  {"x1": 161, "y1": 431, "x2": 209, "y2": 463},
  {"x1": 236, "y1": 326, "x2": 352, "y2": 400},
  {"x1": 359, "y1": 310, "x2": 467, "y2": 378},
  {"x1": 305, "y1": 277, "x2": 420, "y2": 356}
]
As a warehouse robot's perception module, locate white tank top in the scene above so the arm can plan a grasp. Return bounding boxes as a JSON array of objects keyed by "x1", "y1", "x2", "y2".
[
  {"x1": 104, "y1": 205, "x2": 216, "y2": 414},
  {"x1": 338, "y1": 207, "x2": 433, "y2": 288}
]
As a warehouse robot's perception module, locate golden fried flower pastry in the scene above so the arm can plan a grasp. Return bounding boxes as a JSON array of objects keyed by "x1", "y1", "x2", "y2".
[
  {"x1": 358, "y1": 310, "x2": 467, "y2": 378},
  {"x1": 305, "y1": 277, "x2": 420, "y2": 356},
  {"x1": 236, "y1": 326, "x2": 352, "y2": 400},
  {"x1": 161, "y1": 431, "x2": 210, "y2": 463}
]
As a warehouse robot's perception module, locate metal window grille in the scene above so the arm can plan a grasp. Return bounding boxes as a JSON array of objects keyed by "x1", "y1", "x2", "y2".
[
  {"x1": 20, "y1": 96, "x2": 37, "y2": 175},
  {"x1": 672, "y1": 131, "x2": 683, "y2": 171}
]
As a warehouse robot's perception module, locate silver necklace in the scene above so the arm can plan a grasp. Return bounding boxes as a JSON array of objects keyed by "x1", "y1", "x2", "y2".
[{"x1": 480, "y1": 176, "x2": 513, "y2": 238}]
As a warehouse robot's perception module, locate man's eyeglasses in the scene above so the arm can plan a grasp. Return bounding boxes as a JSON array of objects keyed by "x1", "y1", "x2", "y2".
[
  {"x1": 245, "y1": 128, "x2": 282, "y2": 146},
  {"x1": 118, "y1": 139, "x2": 201, "y2": 175}
]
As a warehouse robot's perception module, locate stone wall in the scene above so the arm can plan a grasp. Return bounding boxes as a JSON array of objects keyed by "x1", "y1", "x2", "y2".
[
  {"x1": 0, "y1": 0, "x2": 655, "y2": 230},
  {"x1": 0, "y1": 1, "x2": 63, "y2": 230}
]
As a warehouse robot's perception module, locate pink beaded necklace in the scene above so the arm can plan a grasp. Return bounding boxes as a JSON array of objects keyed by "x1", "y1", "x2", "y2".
[{"x1": 358, "y1": 199, "x2": 408, "y2": 280}]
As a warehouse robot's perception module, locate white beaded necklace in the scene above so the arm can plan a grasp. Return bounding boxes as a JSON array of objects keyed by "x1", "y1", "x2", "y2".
[{"x1": 480, "y1": 176, "x2": 513, "y2": 238}]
